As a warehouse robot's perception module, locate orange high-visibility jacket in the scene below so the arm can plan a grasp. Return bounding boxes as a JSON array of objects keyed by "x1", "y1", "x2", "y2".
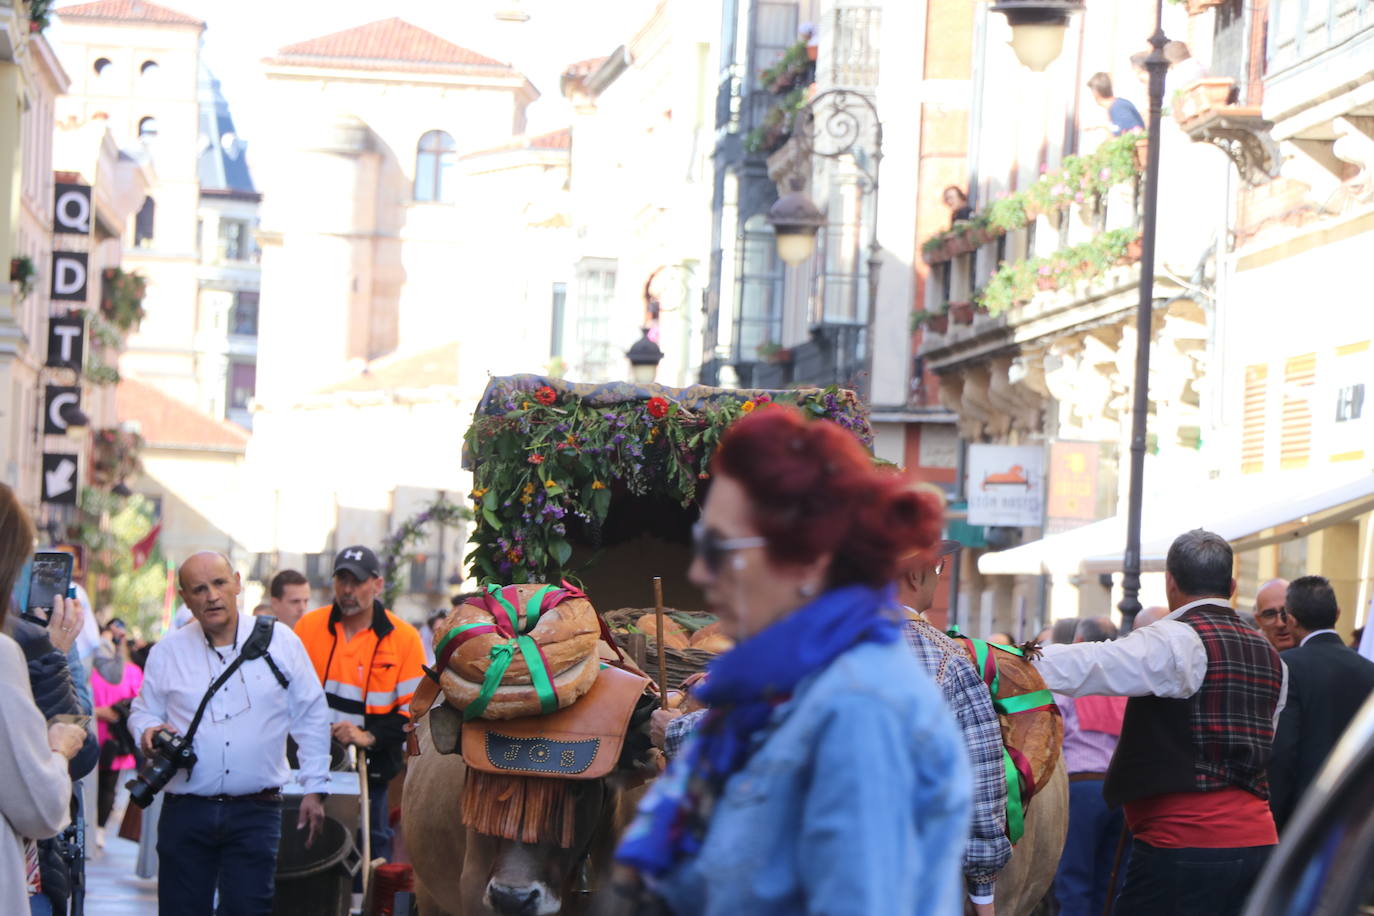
[{"x1": 295, "y1": 600, "x2": 425, "y2": 783}]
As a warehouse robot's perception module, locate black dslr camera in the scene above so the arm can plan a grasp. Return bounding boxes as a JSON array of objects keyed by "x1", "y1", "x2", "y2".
[{"x1": 127, "y1": 728, "x2": 197, "y2": 809}]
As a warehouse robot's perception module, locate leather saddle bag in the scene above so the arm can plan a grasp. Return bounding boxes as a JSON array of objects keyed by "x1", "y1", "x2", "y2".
[{"x1": 451, "y1": 664, "x2": 648, "y2": 780}]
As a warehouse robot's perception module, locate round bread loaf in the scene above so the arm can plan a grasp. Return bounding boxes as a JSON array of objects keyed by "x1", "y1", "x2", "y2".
[
  {"x1": 434, "y1": 585, "x2": 602, "y2": 719},
  {"x1": 966, "y1": 644, "x2": 1063, "y2": 796},
  {"x1": 634, "y1": 613, "x2": 690, "y2": 650},
  {"x1": 688, "y1": 622, "x2": 734, "y2": 654}
]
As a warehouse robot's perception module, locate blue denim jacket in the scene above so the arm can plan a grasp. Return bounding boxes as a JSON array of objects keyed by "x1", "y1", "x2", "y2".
[{"x1": 647, "y1": 638, "x2": 972, "y2": 915}]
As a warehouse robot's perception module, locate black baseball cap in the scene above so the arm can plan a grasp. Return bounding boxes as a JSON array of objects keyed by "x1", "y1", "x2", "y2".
[{"x1": 334, "y1": 546, "x2": 381, "y2": 580}]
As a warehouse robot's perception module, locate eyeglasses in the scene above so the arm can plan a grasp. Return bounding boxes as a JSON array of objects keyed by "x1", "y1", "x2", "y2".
[
  {"x1": 692, "y1": 521, "x2": 767, "y2": 575},
  {"x1": 1257, "y1": 607, "x2": 1290, "y2": 623}
]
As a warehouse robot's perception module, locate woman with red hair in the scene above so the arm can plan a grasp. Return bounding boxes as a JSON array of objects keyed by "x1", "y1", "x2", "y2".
[{"x1": 614, "y1": 407, "x2": 972, "y2": 915}]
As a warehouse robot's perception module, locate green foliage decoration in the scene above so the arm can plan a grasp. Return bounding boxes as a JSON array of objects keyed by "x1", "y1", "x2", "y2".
[
  {"x1": 978, "y1": 227, "x2": 1142, "y2": 315},
  {"x1": 462, "y1": 379, "x2": 871, "y2": 586},
  {"x1": 378, "y1": 497, "x2": 475, "y2": 608},
  {"x1": 71, "y1": 488, "x2": 167, "y2": 638}
]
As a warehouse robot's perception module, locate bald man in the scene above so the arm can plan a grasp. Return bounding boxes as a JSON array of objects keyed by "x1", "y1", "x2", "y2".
[
  {"x1": 129, "y1": 552, "x2": 331, "y2": 915},
  {"x1": 1133, "y1": 606, "x2": 1171, "y2": 629},
  {"x1": 1255, "y1": 579, "x2": 1295, "y2": 651}
]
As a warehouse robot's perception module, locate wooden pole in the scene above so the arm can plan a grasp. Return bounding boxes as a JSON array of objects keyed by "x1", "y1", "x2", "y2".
[{"x1": 654, "y1": 577, "x2": 668, "y2": 709}]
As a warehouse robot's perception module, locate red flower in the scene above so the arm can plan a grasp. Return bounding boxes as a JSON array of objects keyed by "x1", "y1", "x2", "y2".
[
  {"x1": 647, "y1": 397, "x2": 670, "y2": 419},
  {"x1": 534, "y1": 386, "x2": 557, "y2": 406},
  {"x1": 756, "y1": 394, "x2": 772, "y2": 404},
  {"x1": 527, "y1": 454, "x2": 545, "y2": 465}
]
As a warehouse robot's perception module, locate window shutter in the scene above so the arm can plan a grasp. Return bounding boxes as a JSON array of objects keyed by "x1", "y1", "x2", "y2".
[
  {"x1": 1280, "y1": 353, "x2": 1316, "y2": 470},
  {"x1": 1241, "y1": 363, "x2": 1267, "y2": 474}
]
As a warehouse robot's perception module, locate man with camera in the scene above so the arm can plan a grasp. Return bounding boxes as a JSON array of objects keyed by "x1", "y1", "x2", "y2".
[{"x1": 129, "y1": 551, "x2": 331, "y2": 915}]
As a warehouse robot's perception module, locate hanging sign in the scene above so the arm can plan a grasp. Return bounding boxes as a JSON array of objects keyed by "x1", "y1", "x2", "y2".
[
  {"x1": 51, "y1": 252, "x2": 89, "y2": 302},
  {"x1": 42, "y1": 453, "x2": 79, "y2": 505},
  {"x1": 44, "y1": 386, "x2": 81, "y2": 435},
  {"x1": 46, "y1": 315, "x2": 85, "y2": 369},
  {"x1": 967, "y1": 444, "x2": 1045, "y2": 527},
  {"x1": 53, "y1": 183, "x2": 93, "y2": 235}
]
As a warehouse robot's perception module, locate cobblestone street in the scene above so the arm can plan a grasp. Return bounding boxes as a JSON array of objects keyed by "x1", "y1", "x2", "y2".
[{"x1": 84, "y1": 825, "x2": 157, "y2": 916}]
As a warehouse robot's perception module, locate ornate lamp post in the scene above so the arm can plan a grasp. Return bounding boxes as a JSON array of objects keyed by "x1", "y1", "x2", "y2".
[
  {"x1": 992, "y1": 0, "x2": 1168, "y2": 632},
  {"x1": 626, "y1": 327, "x2": 664, "y2": 385},
  {"x1": 766, "y1": 89, "x2": 884, "y2": 390}
]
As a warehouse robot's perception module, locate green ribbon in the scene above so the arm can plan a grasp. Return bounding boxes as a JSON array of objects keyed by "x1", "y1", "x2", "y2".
[
  {"x1": 995, "y1": 688, "x2": 1054, "y2": 716},
  {"x1": 461, "y1": 585, "x2": 565, "y2": 721},
  {"x1": 1001, "y1": 749, "x2": 1026, "y2": 844}
]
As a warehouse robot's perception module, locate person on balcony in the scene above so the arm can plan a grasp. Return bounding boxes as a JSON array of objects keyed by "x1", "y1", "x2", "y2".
[{"x1": 1088, "y1": 72, "x2": 1145, "y2": 137}]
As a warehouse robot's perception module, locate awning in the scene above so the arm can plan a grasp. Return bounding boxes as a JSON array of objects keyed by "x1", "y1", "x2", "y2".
[{"x1": 978, "y1": 468, "x2": 1374, "y2": 577}]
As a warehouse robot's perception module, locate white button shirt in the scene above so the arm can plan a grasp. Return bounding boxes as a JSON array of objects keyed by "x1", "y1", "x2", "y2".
[
  {"x1": 1034, "y1": 598, "x2": 1288, "y2": 727},
  {"x1": 130, "y1": 610, "x2": 331, "y2": 797}
]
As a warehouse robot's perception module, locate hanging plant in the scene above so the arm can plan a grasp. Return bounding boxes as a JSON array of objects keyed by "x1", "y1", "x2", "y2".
[
  {"x1": 378, "y1": 496, "x2": 476, "y2": 607},
  {"x1": 91, "y1": 428, "x2": 143, "y2": 487},
  {"x1": 10, "y1": 256, "x2": 36, "y2": 301},
  {"x1": 100, "y1": 267, "x2": 148, "y2": 332},
  {"x1": 462, "y1": 377, "x2": 871, "y2": 585},
  {"x1": 978, "y1": 227, "x2": 1142, "y2": 315}
]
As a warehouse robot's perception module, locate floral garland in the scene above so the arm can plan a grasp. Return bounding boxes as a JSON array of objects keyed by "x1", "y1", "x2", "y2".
[
  {"x1": 379, "y1": 496, "x2": 475, "y2": 607},
  {"x1": 463, "y1": 379, "x2": 871, "y2": 585},
  {"x1": 923, "y1": 133, "x2": 1144, "y2": 264}
]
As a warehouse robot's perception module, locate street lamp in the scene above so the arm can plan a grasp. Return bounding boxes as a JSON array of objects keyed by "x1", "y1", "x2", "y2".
[
  {"x1": 990, "y1": 0, "x2": 1085, "y2": 72},
  {"x1": 767, "y1": 176, "x2": 827, "y2": 266},
  {"x1": 766, "y1": 89, "x2": 884, "y2": 390},
  {"x1": 626, "y1": 327, "x2": 664, "y2": 385},
  {"x1": 997, "y1": 0, "x2": 1169, "y2": 632}
]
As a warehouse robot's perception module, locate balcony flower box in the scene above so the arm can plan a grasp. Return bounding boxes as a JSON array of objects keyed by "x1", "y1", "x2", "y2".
[
  {"x1": 1133, "y1": 136, "x2": 1151, "y2": 171},
  {"x1": 949, "y1": 301, "x2": 975, "y2": 325},
  {"x1": 1174, "y1": 78, "x2": 1236, "y2": 127}
]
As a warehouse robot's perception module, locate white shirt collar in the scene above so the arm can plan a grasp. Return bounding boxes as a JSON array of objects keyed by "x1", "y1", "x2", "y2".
[
  {"x1": 1166, "y1": 597, "x2": 1233, "y2": 620},
  {"x1": 1299, "y1": 628, "x2": 1341, "y2": 646}
]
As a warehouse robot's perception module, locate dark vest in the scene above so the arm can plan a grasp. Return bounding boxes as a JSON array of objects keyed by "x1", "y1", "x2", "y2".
[{"x1": 1103, "y1": 603, "x2": 1283, "y2": 807}]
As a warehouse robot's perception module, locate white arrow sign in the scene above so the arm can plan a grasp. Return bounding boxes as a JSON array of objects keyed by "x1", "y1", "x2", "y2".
[
  {"x1": 48, "y1": 392, "x2": 78, "y2": 431},
  {"x1": 45, "y1": 459, "x2": 75, "y2": 498}
]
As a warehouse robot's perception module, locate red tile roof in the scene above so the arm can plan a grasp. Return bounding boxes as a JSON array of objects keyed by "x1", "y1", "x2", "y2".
[
  {"x1": 269, "y1": 18, "x2": 509, "y2": 74},
  {"x1": 56, "y1": 0, "x2": 205, "y2": 27},
  {"x1": 462, "y1": 127, "x2": 572, "y2": 159},
  {"x1": 117, "y1": 379, "x2": 250, "y2": 450},
  {"x1": 315, "y1": 341, "x2": 460, "y2": 395}
]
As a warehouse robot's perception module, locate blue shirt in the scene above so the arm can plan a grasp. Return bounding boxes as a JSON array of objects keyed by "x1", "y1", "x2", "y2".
[
  {"x1": 1108, "y1": 98, "x2": 1145, "y2": 135},
  {"x1": 644, "y1": 639, "x2": 972, "y2": 916}
]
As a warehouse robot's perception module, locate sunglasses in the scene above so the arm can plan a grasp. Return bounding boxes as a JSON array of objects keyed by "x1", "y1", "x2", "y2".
[
  {"x1": 1257, "y1": 607, "x2": 1290, "y2": 623},
  {"x1": 692, "y1": 522, "x2": 767, "y2": 574}
]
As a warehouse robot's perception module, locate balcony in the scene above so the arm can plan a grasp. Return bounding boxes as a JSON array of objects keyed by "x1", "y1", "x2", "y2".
[{"x1": 1265, "y1": 0, "x2": 1374, "y2": 125}]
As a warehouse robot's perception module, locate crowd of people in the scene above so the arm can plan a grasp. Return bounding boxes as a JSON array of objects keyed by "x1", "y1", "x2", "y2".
[{"x1": 4, "y1": 401, "x2": 1374, "y2": 916}]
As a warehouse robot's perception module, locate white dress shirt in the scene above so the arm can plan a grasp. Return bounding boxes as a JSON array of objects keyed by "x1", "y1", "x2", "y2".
[
  {"x1": 1035, "y1": 598, "x2": 1288, "y2": 727},
  {"x1": 130, "y1": 610, "x2": 331, "y2": 796}
]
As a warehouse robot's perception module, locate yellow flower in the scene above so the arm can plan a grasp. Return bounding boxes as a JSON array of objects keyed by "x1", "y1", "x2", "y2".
[
  {"x1": 591, "y1": 480, "x2": 606, "y2": 490},
  {"x1": 545, "y1": 479, "x2": 558, "y2": 488},
  {"x1": 470, "y1": 487, "x2": 489, "y2": 499},
  {"x1": 522, "y1": 482, "x2": 535, "y2": 495},
  {"x1": 522, "y1": 400, "x2": 532, "y2": 409},
  {"x1": 741, "y1": 400, "x2": 756, "y2": 413}
]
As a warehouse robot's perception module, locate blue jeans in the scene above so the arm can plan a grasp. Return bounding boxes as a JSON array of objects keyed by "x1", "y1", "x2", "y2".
[
  {"x1": 157, "y1": 794, "x2": 283, "y2": 916},
  {"x1": 28, "y1": 893, "x2": 53, "y2": 916},
  {"x1": 1114, "y1": 839, "x2": 1273, "y2": 916},
  {"x1": 367, "y1": 782, "x2": 392, "y2": 863},
  {"x1": 1054, "y1": 778, "x2": 1130, "y2": 916}
]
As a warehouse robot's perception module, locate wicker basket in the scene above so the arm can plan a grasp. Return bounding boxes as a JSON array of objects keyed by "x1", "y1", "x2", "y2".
[{"x1": 604, "y1": 607, "x2": 719, "y2": 687}]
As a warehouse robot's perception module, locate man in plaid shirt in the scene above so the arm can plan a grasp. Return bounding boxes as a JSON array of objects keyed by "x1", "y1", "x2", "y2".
[
  {"x1": 660, "y1": 538, "x2": 1010, "y2": 913},
  {"x1": 898, "y1": 540, "x2": 1010, "y2": 914}
]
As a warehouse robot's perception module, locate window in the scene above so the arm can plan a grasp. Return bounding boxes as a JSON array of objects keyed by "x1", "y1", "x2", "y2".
[
  {"x1": 574, "y1": 261, "x2": 617, "y2": 380},
  {"x1": 217, "y1": 219, "x2": 253, "y2": 262},
  {"x1": 734, "y1": 214, "x2": 783, "y2": 361},
  {"x1": 93, "y1": 57, "x2": 112, "y2": 77},
  {"x1": 414, "y1": 130, "x2": 457, "y2": 203},
  {"x1": 550, "y1": 282, "x2": 566, "y2": 357},
  {"x1": 134, "y1": 196, "x2": 155, "y2": 248},
  {"x1": 229, "y1": 290, "x2": 259, "y2": 336},
  {"x1": 227, "y1": 360, "x2": 256, "y2": 411},
  {"x1": 137, "y1": 116, "x2": 157, "y2": 140},
  {"x1": 140, "y1": 60, "x2": 159, "y2": 76}
]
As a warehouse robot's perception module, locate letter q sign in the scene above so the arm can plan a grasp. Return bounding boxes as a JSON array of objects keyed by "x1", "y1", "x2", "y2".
[{"x1": 53, "y1": 183, "x2": 92, "y2": 235}]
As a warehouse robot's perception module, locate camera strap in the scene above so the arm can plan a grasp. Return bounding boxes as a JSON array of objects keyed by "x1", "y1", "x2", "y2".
[{"x1": 184, "y1": 616, "x2": 288, "y2": 744}]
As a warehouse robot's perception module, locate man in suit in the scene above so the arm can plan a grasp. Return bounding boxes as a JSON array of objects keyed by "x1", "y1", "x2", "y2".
[{"x1": 1268, "y1": 575, "x2": 1374, "y2": 831}]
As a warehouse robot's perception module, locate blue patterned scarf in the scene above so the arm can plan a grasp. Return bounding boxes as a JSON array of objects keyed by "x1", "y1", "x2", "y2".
[{"x1": 616, "y1": 583, "x2": 900, "y2": 876}]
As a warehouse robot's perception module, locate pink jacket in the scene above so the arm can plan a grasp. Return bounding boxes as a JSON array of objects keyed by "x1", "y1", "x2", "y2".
[{"x1": 92, "y1": 662, "x2": 143, "y2": 771}]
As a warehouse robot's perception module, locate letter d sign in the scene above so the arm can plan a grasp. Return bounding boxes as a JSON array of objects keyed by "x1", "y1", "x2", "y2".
[{"x1": 51, "y1": 252, "x2": 88, "y2": 302}]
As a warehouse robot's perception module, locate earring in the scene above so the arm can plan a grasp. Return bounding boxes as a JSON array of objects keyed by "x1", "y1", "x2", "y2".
[{"x1": 799, "y1": 582, "x2": 818, "y2": 598}]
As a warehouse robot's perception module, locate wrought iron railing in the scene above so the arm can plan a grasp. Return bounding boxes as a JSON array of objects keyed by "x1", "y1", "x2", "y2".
[{"x1": 830, "y1": 6, "x2": 881, "y2": 89}]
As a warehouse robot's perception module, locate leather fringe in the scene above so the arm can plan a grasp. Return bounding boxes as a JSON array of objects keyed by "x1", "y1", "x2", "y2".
[{"x1": 460, "y1": 769, "x2": 578, "y2": 848}]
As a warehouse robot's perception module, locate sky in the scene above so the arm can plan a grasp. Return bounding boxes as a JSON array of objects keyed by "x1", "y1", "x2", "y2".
[{"x1": 76, "y1": 0, "x2": 646, "y2": 145}]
